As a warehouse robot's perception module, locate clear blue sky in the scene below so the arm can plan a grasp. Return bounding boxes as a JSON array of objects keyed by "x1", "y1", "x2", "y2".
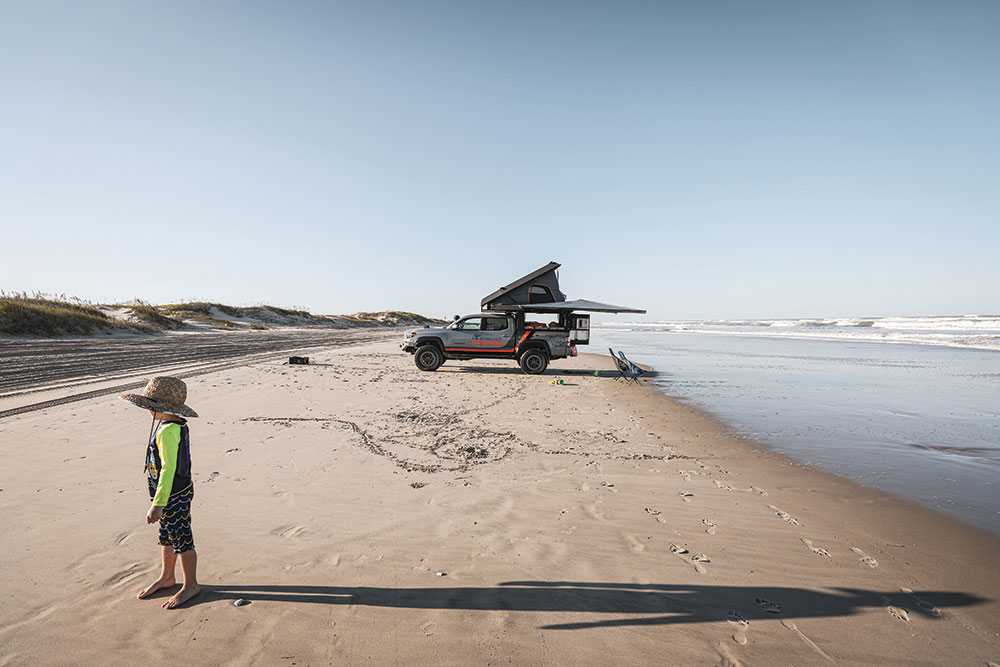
[{"x1": 2, "y1": 1, "x2": 998, "y2": 320}]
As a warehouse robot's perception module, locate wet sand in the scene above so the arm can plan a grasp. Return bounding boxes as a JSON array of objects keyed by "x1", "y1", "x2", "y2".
[{"x1": 0, "y1": 341, "x2": 997, "y2": 665}]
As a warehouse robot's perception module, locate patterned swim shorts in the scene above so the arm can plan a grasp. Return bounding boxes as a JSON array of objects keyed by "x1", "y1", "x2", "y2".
[{"x1": 155, "y1": 484, "x2": 195, "y2": 554}]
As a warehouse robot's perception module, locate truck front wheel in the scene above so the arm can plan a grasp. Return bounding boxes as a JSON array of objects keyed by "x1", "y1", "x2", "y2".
[
  {"x1": 519, "y1": 349, "x2": 549, "y2": 374},
  {"x1": 414, "y1": 344, "x2": 444, "y2": 371}
]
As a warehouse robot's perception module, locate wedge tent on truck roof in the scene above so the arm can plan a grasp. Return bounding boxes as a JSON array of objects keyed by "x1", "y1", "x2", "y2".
[
  {"x1": 481, "y1": 261, "x2": 567, "y2": 310},
  {"x1": 481, "y1": 263, "x2": 646, "y2": 314}
]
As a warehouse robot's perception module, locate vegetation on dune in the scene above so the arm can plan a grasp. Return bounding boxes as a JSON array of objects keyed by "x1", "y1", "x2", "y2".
[
  {"x1": 1, "y1": 293, "x2": 441, "y2": 337},
  {"x1": 159, "y1": 302, "x2": 239, "y2": 327},
  {"x1": 161, "y1": 302, "x2": 311, "y2": 323},
  {"x1": 160, "y1": 302, "x2": 235, "y2": 317},
  {"x1": 123, "y1": 302, "x2": 183, "y2": 329},
  {"x1": 342, "y1": 311, "x2": 447, "y2": 325},
  {"x1": 0, "y1": 293, "x2": 135, "y2": 336},
  {"x1": 250, "y1": 305, "x2": 311, "y2": 319}
]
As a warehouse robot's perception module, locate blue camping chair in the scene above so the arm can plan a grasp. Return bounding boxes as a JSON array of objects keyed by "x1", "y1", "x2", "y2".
[
  {"x1": 617, "y1": 350, "x2": 646, "y2": 385},
  {"x1": 608, "y1": 348, "x2": 633, "y2": 383}
]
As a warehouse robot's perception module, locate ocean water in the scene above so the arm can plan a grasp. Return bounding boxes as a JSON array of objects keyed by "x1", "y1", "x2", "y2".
[
  {"x1": 602, "y1": 315, "x2": 1000, "y2": 351},
  {"x1": 594, "y1": 319, "x2": 1000, "y2": 534}
]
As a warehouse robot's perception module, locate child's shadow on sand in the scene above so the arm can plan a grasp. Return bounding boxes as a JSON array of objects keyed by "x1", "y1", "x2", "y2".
[{"x1": 188, "y1": 581, "x2": 986, "y2": 629}]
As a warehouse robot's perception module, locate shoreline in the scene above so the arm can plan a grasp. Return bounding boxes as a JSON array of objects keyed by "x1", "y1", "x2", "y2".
[
  {"x1": 587, "y1": 351, "x2": 1000, "y2": 540},
  {"x1": 626, "y1": 358, "x2": 1000, "y2": 544},
  {"x1": 641, "y1": 374, "x2": 1000, "y2": 540},
  {"x1": 597, "y1": 329, "x2": 1000, "y2": 536},
  {"x1": 1, "y1": 341, "x2": 997, "y2": 665}
]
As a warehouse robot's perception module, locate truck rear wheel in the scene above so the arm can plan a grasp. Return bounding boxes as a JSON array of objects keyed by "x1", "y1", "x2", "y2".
[
  {"x1": 414, "y1": 344, "x2": 444, "y2": 371},
  {"x1": 519, "y1": 349, "x2": 549, "y2": 374}
]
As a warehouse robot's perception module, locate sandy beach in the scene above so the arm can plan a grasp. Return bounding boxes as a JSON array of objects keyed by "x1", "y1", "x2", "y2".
[{"x1": 1, "y1": 339, "x2": 998, "y2": 666}]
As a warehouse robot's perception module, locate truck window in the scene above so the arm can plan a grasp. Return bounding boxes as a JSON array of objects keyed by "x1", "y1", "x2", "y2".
[
  {"x1": 457, "y1": 317, "x2": 482, "y2": 331},
  {"x1": 483, "y1": 317, "x2": 509, "y2": 331}
]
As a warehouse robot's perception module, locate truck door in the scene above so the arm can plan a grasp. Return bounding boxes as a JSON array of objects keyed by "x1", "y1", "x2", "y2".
[
  {"x1": 481, "y1": 316, "x2": 514, "y2": 351},
  {"x1": 448, "y1": 316, "x2": 482, "y2": 351}
]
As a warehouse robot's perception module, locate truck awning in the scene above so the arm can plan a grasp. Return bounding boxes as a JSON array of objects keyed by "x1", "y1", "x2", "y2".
[{"x1": 489, "y1": 299, "x2": 646, "y2": 314}]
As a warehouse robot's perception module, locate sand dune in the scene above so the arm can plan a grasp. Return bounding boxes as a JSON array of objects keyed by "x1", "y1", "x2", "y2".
[{"x1": 0, "y1": 341, "x2": 997, "y2": 665}]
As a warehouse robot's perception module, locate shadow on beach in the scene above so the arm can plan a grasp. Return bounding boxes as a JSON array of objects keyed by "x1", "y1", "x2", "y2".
[
  {"x1": 189, "y1": 581, "x2": 986, "y2": 629},
  {"x1": 437, "y1": 366, "x2": 663, "y2": 379}
]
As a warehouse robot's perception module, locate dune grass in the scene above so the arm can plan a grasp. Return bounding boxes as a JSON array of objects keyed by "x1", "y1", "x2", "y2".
[
  {"x1": 2, "y1": 293, "x2": 440, "y2": 336},
  {"x1": 159, "y1": 303, "x2": 238, "y2": 328},
  {"x1": 160, "y1": 302, "x2": 309, "y2": 324},
  {"x1": 0, "y1": 294, "x2": 128, "y2": 335},
  {"x1": 345, "y1": 311, "x2": 447, "y2": 324},
  {"x1": 125, "y1": 303, "x2": 182, "y2": 329}
]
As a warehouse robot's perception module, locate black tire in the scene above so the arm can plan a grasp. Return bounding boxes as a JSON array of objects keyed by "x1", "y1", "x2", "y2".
[
  {"x1": 414, "y1": 344, "x2": 444, "y2": 371},
  {"x1": 519, "y1": 348, "x2": 549, "y2": 374}
]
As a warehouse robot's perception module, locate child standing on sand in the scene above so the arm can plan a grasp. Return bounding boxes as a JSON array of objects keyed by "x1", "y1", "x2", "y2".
[{"x1": 120, "y1": 377, "x2": 201, "y2": 609}]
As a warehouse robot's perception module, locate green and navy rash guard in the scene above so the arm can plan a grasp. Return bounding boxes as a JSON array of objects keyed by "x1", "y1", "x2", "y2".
[{"x1": 146, "y1": 420, "x2": 192, "y2": 506}]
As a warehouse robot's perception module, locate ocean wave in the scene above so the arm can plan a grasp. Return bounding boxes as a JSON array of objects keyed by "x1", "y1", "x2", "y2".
[{"x1": 593, "y1": 316, "x2": 1000, "y2": 351}]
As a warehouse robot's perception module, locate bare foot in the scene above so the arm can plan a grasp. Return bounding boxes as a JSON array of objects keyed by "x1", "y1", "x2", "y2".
[
  {"x1": 163, "y1": 585, "x2": 201, "y2": 609},
  {"x1": 137, "y1": 577, "x2": 176, "y2": 600}
]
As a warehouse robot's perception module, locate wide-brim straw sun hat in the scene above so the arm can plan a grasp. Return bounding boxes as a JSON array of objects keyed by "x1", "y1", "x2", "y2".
[{"x1": 120, "y1": 376, "x2": 199, "y2": 418}]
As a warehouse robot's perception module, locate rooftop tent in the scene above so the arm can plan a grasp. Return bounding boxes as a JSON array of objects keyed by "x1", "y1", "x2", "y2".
[
  {"x1": 481, "y1": 261, "x2": 567, "y2": 310},
  {"x1": 481, "y1": 262, "x2": 646, "y2": 314}
]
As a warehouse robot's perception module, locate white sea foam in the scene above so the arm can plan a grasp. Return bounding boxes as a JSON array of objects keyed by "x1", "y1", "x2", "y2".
[{"x1": 594, "y1": 316, "x2": 1000, "y2": 351}]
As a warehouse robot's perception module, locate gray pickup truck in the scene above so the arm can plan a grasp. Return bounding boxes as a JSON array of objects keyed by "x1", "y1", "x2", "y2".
[{"x1": 400, "y1": 312, "x2": 584, "y2": 374}]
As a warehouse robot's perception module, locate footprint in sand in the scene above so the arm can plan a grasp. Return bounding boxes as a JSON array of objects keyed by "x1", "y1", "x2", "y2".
[
  {"x1": 767, "y1": 505, "x2": 802, "y2": 527},
  {"x1": 670, "y1": 544, "x2": 709, "y2": 574},
  {"x1": 801, "y1": 537, "x2": 831, "y2": 558},
  {"x1": 886, "y1": 605, "x2": 910, "y2": 622},
  {"x1": 601, "y1": 481, "x2": 618, "y2": 493},
  {"x1": 751, "y1": 486, "x2": 768, "y2": 497},
  {"x1": 850, "y1": 547, "x2": 878, "y2": 568},
  {"x1": 273, "y1": 525, "x2": 307, "y2": 539},
  {"x1": 419, "y1": 620, "x2": 436, "y2": 636},
  {"x1": 583, "y1": 505, "x2": 605, "y2": 520},
  {"x1": 645, "y1": 507, "x2": 666, "y2": 523},
  {"x1": 679, "y1": 471, "x2": 692, "y2": 482},
  {"x1": 899, "y1": 587, "x2": 942, "y2": 617},
  {"x1": 690, "y1": 553, "x2": 710, "y2": 574},
  {"x1": 755, "y1": 597, "x2": 781, "y2": 614},
  {"x1": 781, "y1": 620, "x2": 837, "y2": 664},
  {"x1": 679, "y1": 492, "x2": 694, "y2": 503},
  {"x1": 727, "y1": 611, "x2": 749, "y2": 645},
  {"x1": 105, "y1": 562, "x2": 152, "y2": 587},
  {"x1": 625, "y1": 534, "x2": 646, "y2": 554},
  {"x1": 714, "y1": 480, "x2": 733, "y2": 492},
  {"x1": 561, "y1": 525, "x2": 577, "y2": 535},
  {"x1": 702, "y1": 519, "x2": 717, "y2": 535},
  {"x1": 114, "y1": 531, "x2": 137, "y2": 546}
]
